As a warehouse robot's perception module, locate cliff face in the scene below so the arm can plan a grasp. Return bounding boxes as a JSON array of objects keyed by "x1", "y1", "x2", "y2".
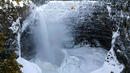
[
  {"x1": 70, "y1": 2, "x2": 113, "y2": 50},
  {"x1": 108, "y1": 1, "x2": 130, "y2": 73},
  {"x1": 0, "y1": 0, "x2": 30, "y2": 72},
  {"x1": 69, "y1": 1, "x2": 130, "y2": 73},
  {"x1": 21, "y1": 25, "x2": 36, "y2": 60}
]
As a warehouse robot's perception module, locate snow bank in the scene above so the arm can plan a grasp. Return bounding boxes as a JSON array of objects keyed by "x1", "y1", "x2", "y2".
[
  {"x1": 9, "y1": 17, "x2": 21, "y2": 33},
  {"x1": 17, "y1": 57, "x2": 42, "y2": 73},
  {"x1": 91, "y1": 59, "x2": 124, "y2": 73},
  {"x1": 91, "y1": 55, "x2": 124, "y2": 73},
  {"x1": 91, "y1": 30, "x2": 124, "y2": 73}
]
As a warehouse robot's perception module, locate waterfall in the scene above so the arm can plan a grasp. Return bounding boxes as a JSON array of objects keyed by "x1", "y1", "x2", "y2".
[
  {"x1": 17, "y1": 8, "x2": 36, "y2": 57},
  {"x1": 20, "y1": 1, "x2": 107, "y2": 73},
  {"x1": 32, "y1": 1, "x2": 81, "y2": 66},
  {"x1": 35, "y1": 8, "x2": 56, "y2": 64}
]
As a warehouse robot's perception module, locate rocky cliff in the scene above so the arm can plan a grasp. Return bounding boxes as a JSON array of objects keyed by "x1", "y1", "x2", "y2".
[{"x1": 69, "y1": 0, "x2": 129, "y2": 73}]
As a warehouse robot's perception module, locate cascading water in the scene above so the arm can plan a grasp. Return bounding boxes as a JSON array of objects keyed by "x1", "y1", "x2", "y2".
[
  {"x1": 23, "y1": 1, "x2": 108, "y2": 73},
  {"x1": 35, "y1": 8, "x2": 57, "y2": 64}
]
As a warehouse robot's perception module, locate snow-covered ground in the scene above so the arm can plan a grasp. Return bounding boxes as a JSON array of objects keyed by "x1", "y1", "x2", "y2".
[
  {"x1": 17, "y1": 57, "x2": 42, "y2": 73},
  {"x1": 91, "y1": 30, "x2": 124, "y2": 73}
]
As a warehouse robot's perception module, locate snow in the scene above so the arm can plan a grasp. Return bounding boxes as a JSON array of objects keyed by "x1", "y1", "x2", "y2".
[
  {"x1": 9, "y1": 17, "x2": 21, "y2": 33},
  {"x1": 112, "y1": 30, "x2": 120, "y2": 45},
  {"x1": 107, "y1": 5, "x2": 111, "y2": 16},
  {"x1": 11, "y1": 1, "x2": 24, "y2": 7},
  {"x1": 91, "y1": 62, "x2": 124, "y2": 73},
  {"x1": 17, "y1": 33, "x2": 21, "y2": 57},
  {"x1": 12, "y1": 1, "x2": 18, "y2": 7},
  {"x1": 120, "y1": 11, "x2": 124, "y2": 17},
  {"x1": 91, "y1": 30, "x2": 124, "y2": 73},
  {"x1": 127, "y1": 16, "x2": 130, "y2": 19},
  {"x1": 5, "y1": 0, "x2": 8, "y2": 2},
  {"x1": 17, "y1": 57, "x2": 42, "y2": 73},
  {"x1": 0, "y1": 6, "x2": 2, "y2": 9},
  {"x1": 8, "y1": 0, "x2": 31, "y2": 7},
  {"x1": 19, "y1": 1, "x2": 24, "y2": 7},
  {"x1": 5, "y1": 4, "x2": 8, "y2": 9},
  {"x1": 91, "y1": 48, "x2": 124, "y2": 73}
]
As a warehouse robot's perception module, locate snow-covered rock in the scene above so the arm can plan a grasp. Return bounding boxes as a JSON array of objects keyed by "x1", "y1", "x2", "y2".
[
  {"x1": 9, "y1": 0, "x2": 31, "y2": 7},
  {"x1": 91, "y1": 49, "x2": 124, "y2": 73},
  {"x1": 91, "y1": 30, "x2": 124, "y2": 73},
  {"x1": 17, "y1": 57, "x2": 42, "y2": 73},
  {"x1": 9, "y1": 17, "x2": 21, "y2": 33},
  {"x1": 91, "y1": 62, "x2": 124, "y2": 73},
  {"x1": 0, "y1": 6, "x2": 2, "y2": 9}
]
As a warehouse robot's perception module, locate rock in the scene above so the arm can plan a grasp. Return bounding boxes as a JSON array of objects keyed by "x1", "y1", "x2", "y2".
[
  {"x1": 70, "y1": 1, "x2": 130, "y2": 73},
  {"x1": 21, "y1": 26, "x2": 36, "y2": 60},
  {"x1": 69, "y1": 2, "x2": 113, "y2": 50}
]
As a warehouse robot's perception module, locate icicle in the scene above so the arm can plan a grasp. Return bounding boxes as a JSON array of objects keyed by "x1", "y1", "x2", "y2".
[
  {"x1": 17, "y1": 32, "x2": 21, "y2": 57},
  {"x1": 107, "y1": 5, "x2": 111, "y2": 17}
]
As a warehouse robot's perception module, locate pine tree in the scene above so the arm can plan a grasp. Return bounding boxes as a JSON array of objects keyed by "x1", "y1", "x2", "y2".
[{"x1": 0, "y1": 33, "x2": 22, "y2": 73}]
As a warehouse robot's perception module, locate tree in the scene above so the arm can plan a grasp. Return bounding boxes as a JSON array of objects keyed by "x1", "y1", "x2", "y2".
[{"x1": 0, "y1": 33, "x2": 22, "y2": 73}]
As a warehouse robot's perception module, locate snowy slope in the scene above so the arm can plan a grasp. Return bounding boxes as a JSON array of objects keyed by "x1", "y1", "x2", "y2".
[
  {"x1": 91, "y1": 30, "x2": 124, "y2": 73},
  {"x1": 17, "y1": 57, "x2": 42, "y2": 73}
]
